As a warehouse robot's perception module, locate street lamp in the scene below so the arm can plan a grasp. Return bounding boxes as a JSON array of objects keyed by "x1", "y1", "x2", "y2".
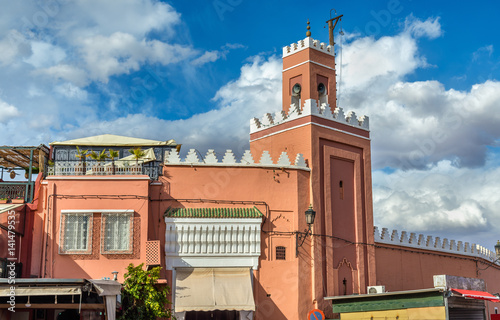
[{"x1": 296, "y1": 205, "x2": 316, "y2": 257}]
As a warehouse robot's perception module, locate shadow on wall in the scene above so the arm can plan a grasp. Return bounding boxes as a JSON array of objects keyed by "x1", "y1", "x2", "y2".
[{"x1": 255, "y1": 280, "x2": 288, "y2": 320}]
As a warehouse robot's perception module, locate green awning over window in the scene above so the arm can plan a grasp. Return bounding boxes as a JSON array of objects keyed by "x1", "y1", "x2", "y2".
[{"x1": 165, "y1": 207, "x2": 263, "y2": 219}]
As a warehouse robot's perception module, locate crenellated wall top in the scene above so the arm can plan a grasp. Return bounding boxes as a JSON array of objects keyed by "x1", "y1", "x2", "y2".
[
  {"x1": 282, "y1": 37, "x2": 335, "y2": 58},
  {"x1": 163, "y1": 149, "x2": 309, "y2": 170},
  {"x1": 374, "y1": 226, "x2": 499, "y2": 265},
  {"x1": 250, "y1": 99, "x2": 369, "y2": 134}
]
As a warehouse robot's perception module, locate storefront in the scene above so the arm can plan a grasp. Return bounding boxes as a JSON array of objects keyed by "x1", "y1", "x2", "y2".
[
  {"x1": 0, "y1": 278, "x2": 121, "y2": 320},
  {"x1": 326, "y1": 275, "x2": 499, "y2": 320}
]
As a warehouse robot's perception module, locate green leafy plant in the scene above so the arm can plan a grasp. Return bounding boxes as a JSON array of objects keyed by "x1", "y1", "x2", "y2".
[
  {"x1": 75, "y1": 146, "x2": 89, "y2": 162},
  {"x1": 118, "y1": 263, "x2": 173, "y2": 320},
  {"x1": 89, "y1": 149, "x2": 109, "y2": 163},
  {"x1": 129, "y1": 147, "x2": 145, "y2": 166}
]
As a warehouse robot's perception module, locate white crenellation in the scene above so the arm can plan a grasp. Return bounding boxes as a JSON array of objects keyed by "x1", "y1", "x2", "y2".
[
  {"x1": 166, "y1": 149, "x2": 181, "y2": 164},
  {"x1": 222, "y1": 150, "x2": 237, "y2": 164},
  {"x1": 259, "y1": 151, "x2": 273, "y2": 165},
  {"x1": 165, "y1": 149, "x2": 309, "y2": 170},
  {"x1": 450, "y1": 240, "x2": 457, "y2": 251},
  {"x1": 204, "y1": 149, "x2": 218, "y2": 164},
  {"x1": 381, "y1": 227, "x2": 390, "y2": 240},
  {"x1": 277, "y1": 152, "x2": 291, "y2": 166},
  {"x1": 250, "y1": 99, "x2": 369, "y2": 134},
  {"x1": 374, "y1": 226, "x2": 381, "y2": 241},
  {"x1": 185, "y1": 149, "x2": 200, "y2": 163},
  {"x1": 321, "y1": 103, "x2": 334, "y2": 118},
  {"x1": 274, "y1": 110, "x2": 287, "y2": 123},
  {"x1": 359, "y1": 115, "x2": 370, "y2": 129},
  {"x1": 334, "y1": 106, "x2": 346, "y2": 122},
  {"x1": 250, "y1": 117, "x2": 262, "y2": 132},
  {"x1": 261, "y1": 113, "x2": 274, "y2": 126},
  {"x1": 241, "y1": 150, "x2": 255, "y2": 164},
  {"x1": 391, "y1": 230, "x2": 399, "y2": 242},
  {"x1": 282, "y1": 37, "x2": 334, "y2": 58},
  {"x1": 287, "y1": 103, "x2": 301, "y2": 121},
  {"x1": 374, "y1": 226, "x2": 500, "y2": 264},
  {"x1": 400, "y1": 231, "x2": 409, "y2": 244},
  {"x1": 294, "y1": 154, "x2": 306, "y2": 167},
  {"x1": 346, "y1": 111, "x2": 358, "y2": 126},
  {"x1": 409, "y1": 233, "x2": 417, "y2": 244}
]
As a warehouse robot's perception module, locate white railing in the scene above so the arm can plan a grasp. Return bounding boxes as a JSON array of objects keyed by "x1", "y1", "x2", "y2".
[{"x1": 47, "y1": 162, "x2": 143, "y2": 176}]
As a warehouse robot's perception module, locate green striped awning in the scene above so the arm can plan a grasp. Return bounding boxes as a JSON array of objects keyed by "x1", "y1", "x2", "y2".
[{"x1": 164, "y1": 207, "x2": 263, "y2": 219}]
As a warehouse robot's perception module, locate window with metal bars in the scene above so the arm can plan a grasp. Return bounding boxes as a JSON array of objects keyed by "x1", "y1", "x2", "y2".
[
  {"x1": 59, "y1": 213, "x2": 92, "y2": 254},
  {"x1": 101, "y1": 212, "x2": 133, "y2": 254},
  {"x1": 276, "y1": 246, "x2": 286, "y2": 260}
]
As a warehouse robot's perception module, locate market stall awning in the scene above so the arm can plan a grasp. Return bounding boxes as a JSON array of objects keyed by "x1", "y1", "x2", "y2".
[
  {"x1": 175, "y1": 268, "x2": 255, "y2": 312},
  {"x1": 451, "y1": 288, "x2": 500, "y2": 302},
  {"x1": 0, "y1": 286, "x2": 81, "y2": 297}
]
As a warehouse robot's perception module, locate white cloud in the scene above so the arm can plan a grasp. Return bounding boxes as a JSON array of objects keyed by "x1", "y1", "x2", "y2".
[
  {"x1": 404, "y1": 16, "x2": 442, "y2": 39},
  {"x1": 0, "y1": 100, "x2": 21, "y2": 123},
  {"x1": 61, "y1": 55, "x2": 282, "y2": 153},
  {"x1": 63, "y1": 0, "x2": 181, "y2": 38},
  {"x1": 54, "y1": 83, "x2": 88, "y2": 100},
  {"x1": 373, "y1": 159, "x2": 500, "y2": 244},
  {"x1": 23, "y1": 41, "x2": 66, "y2": 68},
  {"x1": 79, "y1": 32, "x2": 196, "y2": 82},
  {"x1": 340, "y1": 34, "x2": 423, "y2": 89},
  {"x1": 473, "y1": 45, "x2": 494, "y2": 61},
  {"x1": 35, "y1": 64, "x2": 89, "y2": 87},
  {"x1": 191, "y1": 51, "x2": 220, "y2": 66},
  {"x1": 0, "y1": 30, "x2": 32, "y2": 66}
]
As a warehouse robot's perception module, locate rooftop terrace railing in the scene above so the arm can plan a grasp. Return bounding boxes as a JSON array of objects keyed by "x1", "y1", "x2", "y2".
[
  {"x1": 47, "y1": 160, "x2": 161, "y2": 180},
  {"x1": 0, "y1": 182, "x2": 31, "y2": 203}
]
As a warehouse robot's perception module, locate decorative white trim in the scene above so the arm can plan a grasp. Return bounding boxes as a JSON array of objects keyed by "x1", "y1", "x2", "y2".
[
  {"x1": 165, "y1": 218, "x2": 262, "y2": 270},
  {"x1": 250, "y1": 99, "x2": 369, "y2": 135},
  {"x1": 282, "y1": 37, "x2": 335, "y2": 58},
  {"x1": 250, "y1": 121, "x2": 371, "y2": 144},
  {"x1": 282, "y1": 60, "x2": 336, "y2": 73},
  {"x1": 374, "y1": 226, "x2": 500, "y2": 264},
  {"x1": 164, "y1": 149, "x2": 310, "y2": 171}
]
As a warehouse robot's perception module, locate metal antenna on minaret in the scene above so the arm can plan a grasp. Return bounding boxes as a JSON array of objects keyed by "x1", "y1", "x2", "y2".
[{"x1": 326, "y1": 9, "x2": 343, "y2": 47}]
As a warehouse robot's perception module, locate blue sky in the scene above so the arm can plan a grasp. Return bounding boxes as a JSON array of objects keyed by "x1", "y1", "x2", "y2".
[{"x1": 1, "y1": 0, "x2": 500, "y2": 251}]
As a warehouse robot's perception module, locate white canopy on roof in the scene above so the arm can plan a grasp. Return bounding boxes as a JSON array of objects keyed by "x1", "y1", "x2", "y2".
[
  {"x1": 50, "y1": 134, "x2": 176, "y2": 147},
  {"x1": 105, "y1": 147, "x2": 157, "y2": 168}
]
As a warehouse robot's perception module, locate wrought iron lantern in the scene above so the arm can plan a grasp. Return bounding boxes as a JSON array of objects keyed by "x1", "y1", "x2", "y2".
[{"x1": 296, "y1": 205, "x2": 316, "y2": 257}]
